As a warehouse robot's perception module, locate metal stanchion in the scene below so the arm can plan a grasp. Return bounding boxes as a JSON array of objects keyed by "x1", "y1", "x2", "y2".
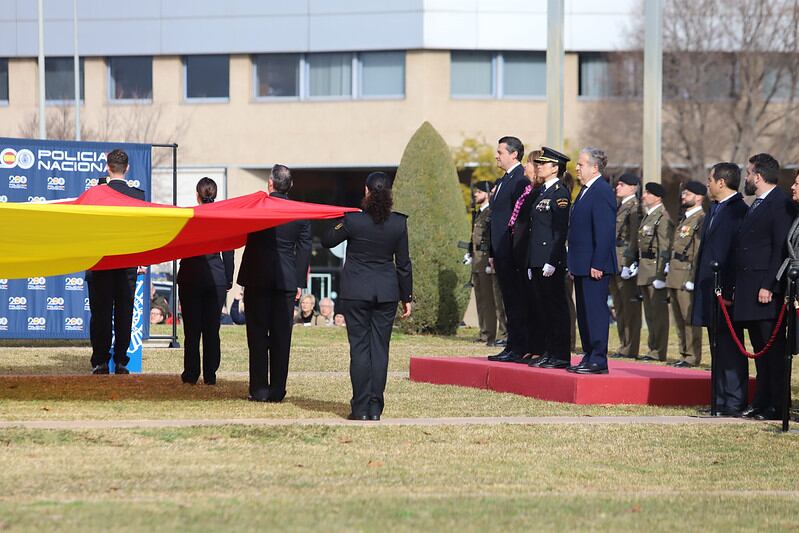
[
  {"x1": 782, "y1": 268, "x2": 798, "y2": 432},
  {"x1": 710, "y1": 261, "x2": 720, "y2": 417}
]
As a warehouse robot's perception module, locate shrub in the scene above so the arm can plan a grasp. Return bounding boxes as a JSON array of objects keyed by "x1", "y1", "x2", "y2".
[{"x1": 393, "y1": 122, "x2": 471, "y2": 335}]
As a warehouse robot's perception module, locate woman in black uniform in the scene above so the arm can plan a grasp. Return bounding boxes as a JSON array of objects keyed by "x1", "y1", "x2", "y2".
[
  {"x1": 177, "y1": 177, "x2": 234, "y2": 385},
  {"x1": 322, "y1": 171, "x2": 413, "y2": 421}
]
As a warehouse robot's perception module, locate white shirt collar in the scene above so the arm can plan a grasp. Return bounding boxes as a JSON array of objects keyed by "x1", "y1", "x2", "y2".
[
  {"x1": 506, "y1": 162, "x2": 521, "y2": 174},
  {"x1": 583, "y1": 174, "x2": 602, "y2": 190},
  {"x1": 684, "y1": 205, "x2": 703, "y2": 219},
  {"x1": 544, "y1": 177, "x2": 559, "y2": 190},
  {"x1": 479, "y1": 202, "x2": 489, "y2": 212},
  {"x1": 717, "y1": 191, "x2": 737, "y2": 204},
  {"x1": 758, "y1": 186, "x2": 776, "y2": 200},
  {"x1": 646, "y1": 203, "x2": 663, "y2": 216},
  {"x1": 621, "y1": 194, "x2": 636, "y2": 205}
]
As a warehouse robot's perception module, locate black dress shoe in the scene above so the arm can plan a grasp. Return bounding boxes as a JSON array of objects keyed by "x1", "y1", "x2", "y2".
[
  {"x1": 369, "y1": 414, "x2": 381, "y2": 421},
  {"x1": 91, "y1": 364, "x2": 109, "y2": 375},
  {"x1": 754, "y1": 407, "x2": 780, "y2": 421},
  {"x1": 610, "y1": 352, "x2": 627, "y2": 359},
  {"x1": 494, "y1": 351, "x2": 522, "y2": 363},
  {"x1": 566, "y1": 362, "x2": 588, "y2": 373},
  {"x1": 742, "y1": 406, "x2": 763, "y2": 419},
  {"x1": 487, "y1": 349, "x2": 510, "y2": 361},
  {"x1": 511, "y1": 353, "x2": 535, "y2": 364},
  {"x1": 572, "y1": 363, "x2": 609, "y2": 375},
  {"x1": 115, "y1": 365, "x2": 129, "y2": 375},
  {"x1": 673, "y1": 361, "x2": 693, "y2": 368},
  {"x1": 539, "y1": 358, "x2": 571, "y2": 369},
  {"x1": 637, "y1": 355, "x2": 659, "y2": 362},
  {"x1": 717, "y1": 409, "x2": 743, "y2": 418},
  {"x1": 248, "y1": 388, "x2": 270, "y2": 402},
  {"x1": 527, "y1": 356, "x2": 550, "y2": 367},
  {"x1": 493, "y1": 339, "x2": 507, "y2": 347},
  {"x1": 347, "y1": 413, "x2": 368, "y2": 421},
  {"x1": 267, "y1": 390, "x2": 286, "y2": 403}
]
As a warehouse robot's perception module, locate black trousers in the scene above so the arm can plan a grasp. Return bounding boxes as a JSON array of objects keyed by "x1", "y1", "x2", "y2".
[
  {"x1": 528, "y1": 268, "x2": 570, "y2": 360},
  {"x1": 88, "y1": 268, "x2": 136, "y2": 368},
  {"x1": 342, "y1": 299, "x2": 397, "y2": 417},
  {"x1": 494, "y1": 256, "x2": 528, "y2": 354},
  {"x1": 737, "y1": 319, "x2": 786, "y2": 410},
  {"x1": 707, "y1": 324, "x2": 748, "y2": 412},
  {"x1": 179, "y1": 284, "x2": 226, "y2": 384},
  {"x1": 244, "y1": 288, "x2": 295, "y2": 400}
]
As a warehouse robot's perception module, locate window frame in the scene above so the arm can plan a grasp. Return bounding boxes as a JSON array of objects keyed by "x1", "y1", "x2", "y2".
[
  {"x1": 183, "y1": 54, "x2": 230, "y2": 104},
  {"x1": 356, "y1": 51, "x2": 406, "y2": 101},
  {"x1": 450, "y1": 51, "x2": 545, "y2": 100},
  {"x1": 44, "y1": 57, "x2": 85, "y2": 105},
  {"x1": 0, "y1": 58, "x2": 8, "y2": 106},
  {"x1": 252, "y1": 53, "x2": 302, "y2": 102},
  {"x1": 108, "y1": 56, "x2": 153, "y2": 105}
]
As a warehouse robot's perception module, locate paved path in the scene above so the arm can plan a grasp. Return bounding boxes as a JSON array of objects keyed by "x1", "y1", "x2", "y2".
[{"x1": 0, "y1": 415, "x2": 765, "y2": 430}]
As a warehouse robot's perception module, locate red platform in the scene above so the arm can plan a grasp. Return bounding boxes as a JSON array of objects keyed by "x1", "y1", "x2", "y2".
[{"x1": 409, "y1": 356, "x2": 757, "y2": 405}]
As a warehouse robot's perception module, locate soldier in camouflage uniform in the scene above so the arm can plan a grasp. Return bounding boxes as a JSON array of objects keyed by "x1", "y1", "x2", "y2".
[
  {"x1": 636, "y1": 182, "x2": 674, "y2": 361},
  {"x1": 468, "y1": 181, "x2": 507, "y2": 346},
  {"x1": 610, "y1": 173, "x2": 642, "y2": 359},
  {"x1": 666, "y1": 181, "x2": 706, "y2": 367}
]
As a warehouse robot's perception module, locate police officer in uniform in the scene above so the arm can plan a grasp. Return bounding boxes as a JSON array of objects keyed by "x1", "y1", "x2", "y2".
[
  {"x1": 666, "y1": 181, "x2": 706, "y2": 367},
  {"x1": 636, "y1": 182, "x2": 674, "y2": 361},
  {"x1": 524, "y1": 147, "x2": 572, "y2": 368},
  {"x1": 468, "y1": 180, "x2": 507, "y2": 346},
  {"x1": 610, "y1": 173, "x2": 642, "y2": 359}
]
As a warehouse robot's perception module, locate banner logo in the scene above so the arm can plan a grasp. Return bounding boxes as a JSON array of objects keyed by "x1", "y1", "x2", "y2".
[
  {"x1": 1, "y1": 148, "x2": 35, "y2": 170},
  {"x1": 0, "y1": 195, "x2": 7, "y2": 202},
  {"x1": 37, "y1": 149, "x2": 106, "y2": 173},
  {"x1": 27, "y1": 277, "x2": 46, "y2": 290},
  {"x1": 47, "y1": 176, "x2": 66, "y2": 191},
  {"x1": 65, "y1": 277, "x2": 85, "y2": 291},
  {"x1": 84, "y1": 297, "x2": 91, "y2": 311},
  {"x1": 47, "y1": 296, "x2": 65, "y2": 311},
  {"x1": 64, "y1": 316, "x2": 83, "y2": 331},
  {"x1": 8, "y1": 175, "x2": 28, "y2": 189},
  {"x1": 8, "y1": 296, "x2": 27, "y2": 310},
  {"x1": 0, "y1": 279, "x2": 7, "y2": 290},
  {"x1": 27, "y1": 316, "x2": 46, "y2": 330},
  {"x1": 0, "y1": 317, "x2": 7, "y2": 331}
]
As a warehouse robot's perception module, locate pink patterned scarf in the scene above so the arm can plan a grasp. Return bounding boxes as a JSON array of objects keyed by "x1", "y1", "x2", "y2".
[{"x1": 508, "y1": 183, "x2": 534, "y2": 232}]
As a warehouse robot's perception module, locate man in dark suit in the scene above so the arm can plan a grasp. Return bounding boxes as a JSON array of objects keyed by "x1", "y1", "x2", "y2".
[
  {"x1": 237, "y1": 164, "x2": 311, "y2": 402},
  {"x1": 691, "y1": 163, "x2": 748, "y2": 416},
  {"x1": 487, "y1": 136, "x2": 530, "y2": 362},
  {"x1": 88, "y1": 149, "x2": 145, "y2": 375},
  {"x1": 524, "y1": 147, "x2": 572, "y2": 369},
  {"x1": 566, "y1": 147, "x2": 617, "y2": 374},
  {"x1": 733, "y1": 154, "x2": 794, "y2": 420}
]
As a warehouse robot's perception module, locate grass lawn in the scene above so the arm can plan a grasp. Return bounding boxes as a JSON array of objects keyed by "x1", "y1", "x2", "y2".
[{"x1": 1, "y1": 324, "x2": 798, "y2": 530}]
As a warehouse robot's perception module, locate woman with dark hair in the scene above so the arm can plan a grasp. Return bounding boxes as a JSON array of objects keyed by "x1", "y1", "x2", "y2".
[
  {"x1": 322, "y1": 171, "x2": 413, "y2": 421},
  {"x1": 176, "y1": 177, "x2": 234, "y2": 385}
]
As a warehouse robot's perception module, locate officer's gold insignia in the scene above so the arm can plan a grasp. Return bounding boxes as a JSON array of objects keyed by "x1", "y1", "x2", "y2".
[
  {"x1": 335, "y1": 223, "x2": 343, "y2": 230},
  {"x1": 556, "y1": 198, "x2": 569, "y2": 208},
  {"x1": 679, "y1": 225, "x2": 691, "y2": 238}
]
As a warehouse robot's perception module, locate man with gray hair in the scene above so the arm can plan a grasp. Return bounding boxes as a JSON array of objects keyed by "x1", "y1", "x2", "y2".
[
  {"x1": 566, "y1": 147, "x2": 618, "y2": 374},
  {"x1": 238, "y1": 164, "x2": 311, "y2": 402}
]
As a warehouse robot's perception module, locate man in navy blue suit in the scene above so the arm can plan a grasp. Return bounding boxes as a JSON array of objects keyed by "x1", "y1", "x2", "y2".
[
  {"x1": 566, "y1": 147, "x2": 617, "y2": 374},
  {"x1": 733, "y1": 154, "x2": 794, "y2": 420},
  {"x1": 691, "y1": 162, "x2": 748, "y2": 416},
  {"x1": 487, "y1": 136, "x2": 530, "y2": 362}
]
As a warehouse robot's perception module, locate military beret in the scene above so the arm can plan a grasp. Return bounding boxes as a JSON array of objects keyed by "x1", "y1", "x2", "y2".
[
  {"x1": 534, "y1": 146, "x2": 570, "y2": 165},
  {"x1": 618, "y1": 173, "x2": 640, "y2": 186},
  {"x1": 683, "y1": 180, "x2": 707, "y2": 196},
  {"x1": 645, "y1": 182, "x2": 665, "y2": 198},
  {"x1": 473, "y1": 180, "x2": 493, "y2": 193}
]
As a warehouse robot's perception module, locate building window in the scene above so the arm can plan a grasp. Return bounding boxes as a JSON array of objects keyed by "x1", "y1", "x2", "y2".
[
  {"x1": 359, "y1": 51, "x2": 404, "y2": 98},
  {"x1": 663, "y1": 52, "x2": 737, "y2": 101},
  {"x1": 185, "y1": 55, "x2": 229, "y2": 100},
  {"x1": 451, "y1": 51, "x2": 494, "y2": 97},
  {"x1": 763, "y1": 64, "x2": 799, "y2": 100},
  {"x1": 109, "y1": 56, "x2": 152, "y2": 101},
  {"x1": 451, "y1": 51, "x2": 545, "y2": 99},
  {"x1": 308, "y1": 53, "x2": 353, "y2": 98},
  {"x1": 254, "y1": 54, "x2": 300, "y2": 98},
  {"x1": 0, "y1": 59, "x2": 7, "y2": 102},
  {"x1": 579, "y1": 52, "x2": 642, "y2": 98},
  {"x1": 45, "y1": 57, "x2": 84, "y2": 102}
]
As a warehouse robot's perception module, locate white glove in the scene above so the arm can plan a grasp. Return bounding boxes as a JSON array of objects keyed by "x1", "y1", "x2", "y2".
[
  {"x1": 527, "y1": 268, "x2": 533, "y2": 280},
  {"x1": 652, "y1": 279, "x2": 666, "y2": 290},
  {"x1": 684, "y1": 281, "x2": 694, "y2": 291},
  {"x1": 628, "y1": 262, "x2": 639, "y2": 278},
  {"x1": 485, "y1": 266, "x2": 494, "y2": 274},
  {"x1": 542, "y1": 263, "x2": 556, "y2": 277},
  {"x1": 620, "y1": 266, "x2": 632, "y2": 280},
  {"x1": 463, "y1": 253, "x2": 472, "y2": 265},
  {"x1": 664, "y1": 262, "x2": 670, "y2": 274}
]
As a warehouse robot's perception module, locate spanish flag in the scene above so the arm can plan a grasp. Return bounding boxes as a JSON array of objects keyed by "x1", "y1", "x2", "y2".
[{"x1": 0, "y1": 184, "x2": 357, "y2": 279}]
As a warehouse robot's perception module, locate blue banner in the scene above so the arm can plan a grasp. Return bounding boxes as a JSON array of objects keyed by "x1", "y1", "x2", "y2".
[
  {"x1": 109, "y1": 273, "x2": 145, "y2": 374},
  {"x1": 0, "y1": 137, "x2": 152, "y2": 340}
]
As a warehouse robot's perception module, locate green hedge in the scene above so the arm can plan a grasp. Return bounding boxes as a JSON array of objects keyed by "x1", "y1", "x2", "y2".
[{"x1": 393, "y1": 122, "x2": 471, "y2": 335}]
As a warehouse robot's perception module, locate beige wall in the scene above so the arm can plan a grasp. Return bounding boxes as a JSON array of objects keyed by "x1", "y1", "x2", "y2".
[{"x1": 0, "y1": 51, "x2": 596, "y2": 195}]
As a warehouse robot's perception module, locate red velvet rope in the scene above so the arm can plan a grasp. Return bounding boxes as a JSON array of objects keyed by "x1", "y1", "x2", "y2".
[{"x1": 716, "y1": 294, "x2": 787, "y2": 359}]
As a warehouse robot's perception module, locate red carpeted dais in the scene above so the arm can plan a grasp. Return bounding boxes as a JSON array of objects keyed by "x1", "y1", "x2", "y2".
[{"x1": 408, "y1": 356, "x2": 757, "y2": 405}]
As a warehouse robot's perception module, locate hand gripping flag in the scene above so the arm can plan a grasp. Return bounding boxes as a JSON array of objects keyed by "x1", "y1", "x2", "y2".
[{"x1": 0, "y1": 184, "x2": 358, "y2": 279}]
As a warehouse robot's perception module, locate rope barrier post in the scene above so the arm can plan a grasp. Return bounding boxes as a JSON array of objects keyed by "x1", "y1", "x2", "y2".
[
  {"x1": 783, "y1": 267, "x2": 798, "y2": 432},
  {"x1": 710, "y1": 260, "x2": 720, "y2": 417}
]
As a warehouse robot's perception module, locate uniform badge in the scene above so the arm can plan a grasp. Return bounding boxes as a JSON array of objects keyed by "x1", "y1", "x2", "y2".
[
  {"x1": 678, "y1": 225, "x2": 691, "y2": 238},
  {"x1": 335, "y1": 223, "x2": 343, "y2": 230},
  {"x1": 641, "y1": 225, "x2": 653, "y2": 236},
  {"x1": 536, "y1": 199, "x2": 551, "y2": 212},
  {"x1": 556, "y1": 198, "x2": 569, "y2": 208}
]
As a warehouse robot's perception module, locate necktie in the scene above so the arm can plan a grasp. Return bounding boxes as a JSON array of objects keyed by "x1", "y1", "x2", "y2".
[
  {"x1": 706, "y1": 201, "x2": 720, "y2": 229},
  {"x1": 747, "y1": 197, "x2": 763, "y2": 216}
]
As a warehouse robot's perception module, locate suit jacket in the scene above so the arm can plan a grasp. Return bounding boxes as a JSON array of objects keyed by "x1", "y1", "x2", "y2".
[
  {"x1": 525, "y1": 181, "x2": 570, "y2": 268},
  {"x1": 489, "y1": 164, "x2": 528, "y2": 260},
  {"x1": 177, "y1": 250, "x2": 234, "y2": 289},
  {"x1": 567, "y1": 176, "x2": 618, "y2": 276},
  {"x1": 322, "y1": 211, "x2": 413, "y2": 303},
  {"x1": 732, "y1": 186, "x2": 795, "y2": 322},
  {"x1": 237, "y1": 192, "x2": 311, "y2": 291},
  {"x1": 691, "y1": 193, "x2": 747, "y2": 326}
]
